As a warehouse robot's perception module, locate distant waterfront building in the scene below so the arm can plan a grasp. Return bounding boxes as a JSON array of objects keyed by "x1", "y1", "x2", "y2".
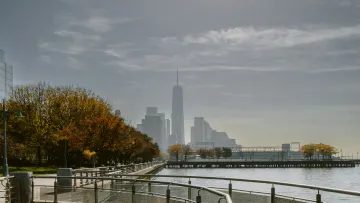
[
  {"x1": 0, "y1": 49, "x2": 13, "y2": 99},
  {"x1": 190, "y1": 117, "x2": 237, "y2": 149},
  {"x1": 170, "y1": 70, "x2": 185, "y2": 145},
  {"x1": 115, "y1": 110, "x2": 121, "y2": 117},
  {"x1": 137, "y1": 107, "x2": 170, "y2": 152},
  {"x1": 282, "y1": 143, "x2": 291, "y2": 152}
]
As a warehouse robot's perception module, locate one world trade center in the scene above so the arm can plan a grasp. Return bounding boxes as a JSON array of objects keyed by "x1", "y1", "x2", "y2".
[{"x1": 170, "y1": 70, "x2": 185, "y2": 145}]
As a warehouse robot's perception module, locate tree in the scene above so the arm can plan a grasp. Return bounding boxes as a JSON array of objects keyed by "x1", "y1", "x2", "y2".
[
  {"x1": 301, "y1": 144, "x2": 316, "y2": 160},
  {"x1": 3, "y1": 82, "x2": 161, "y2": 167},
  {"x1": 197, "y1": 149, "x2": 214, "y2": 159},
  {"x1": 214, "y1": 148, "x2": 223, "y2": 159},
  {"x1": 182, "y1": 145, "x2": 192, "y2": 161},
  {"x1": 168, "y1": 144, "x2": 182, "y2": 161},
  {"x1": 301, "y1": 143, "x2": 337, "y2": 160},
  {"x1": 223, "y1": 148, "x2": 232, "y2": 159}
]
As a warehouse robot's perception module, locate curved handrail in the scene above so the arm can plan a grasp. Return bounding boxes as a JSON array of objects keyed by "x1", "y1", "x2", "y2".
[
  {"x1": 102, "y1": 174, "x2": 360, "y2": 197},
  {"x1": 32, "y1": 176, "x2": 233, "y2": 203}
]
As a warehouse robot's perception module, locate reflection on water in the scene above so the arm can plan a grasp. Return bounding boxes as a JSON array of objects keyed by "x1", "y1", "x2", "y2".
[{"x1": 157, "y1": 167, "x2": 360, "y2": 202}]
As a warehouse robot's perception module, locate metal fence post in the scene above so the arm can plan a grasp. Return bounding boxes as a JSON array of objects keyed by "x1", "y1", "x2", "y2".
[
  {"x1": 148, "y1": 182, "x2": 151, "y2": 192},
  {"x1": 80, "y1": 172, "x2": 83, "y2": 185},
  {"x1": 316, "y1": 191, "x2": 322, "y2": 203},
  {"x1": 73, "y1": 172, "x2": 77, "y2": 190},
  {"x1": 228, "y1": 181, "x2": 232, "y2": 198},
  {"x1": 31, "y1": 179, "x2": 35, "y2": 203},
  {"x1": 54, "y1": 181, "x2": 58, "y2": 203},
  {"x1": 132, "y1": 184, "x2": 136, "y2": 203},
  {"x1": 196, "y1": 190, "x2": 201, "y2": 203},
  {"x1": 94, "y1": 181, "x2": 98, "y2": 203},
  {"x1": 271, "y1": 185, "x2": 275, "y2": 203},
  {"x1": 166, "y1": 186, "x2": 170, "y2": 203},
  {"x1": 5, "y1": 178, "x2": 10, "y2": 203},
  {"x1": 188, "y1": 179, "x2": 192, "y2": 199},
  {"x1": 86, "y1": 172, "x2": 89, "y2": 184}
]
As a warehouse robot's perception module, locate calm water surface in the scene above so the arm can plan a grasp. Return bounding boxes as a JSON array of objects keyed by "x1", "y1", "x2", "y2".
[{"x1": 156, "y1": 167, "x2": 360, "y2": 202}]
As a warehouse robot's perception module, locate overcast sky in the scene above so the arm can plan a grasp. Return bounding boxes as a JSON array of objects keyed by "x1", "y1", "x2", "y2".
[{"x1": 1, "y1": 0, "x2": 360, "y2": 153}]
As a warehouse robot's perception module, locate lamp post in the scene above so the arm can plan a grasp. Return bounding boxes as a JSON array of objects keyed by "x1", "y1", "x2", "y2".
[{"x1": 2, "y1": 99, "x2": 24, "y2": 176}]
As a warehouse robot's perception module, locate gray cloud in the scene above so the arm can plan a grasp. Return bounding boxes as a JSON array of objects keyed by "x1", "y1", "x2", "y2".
[{"x1": 2, "y1": 0, "x2": 360, "y2": 152}]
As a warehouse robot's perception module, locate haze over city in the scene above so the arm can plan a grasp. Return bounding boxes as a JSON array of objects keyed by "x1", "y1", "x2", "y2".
[{"x1": 1, "y1": 0, "x2": 360, "y2": 153}]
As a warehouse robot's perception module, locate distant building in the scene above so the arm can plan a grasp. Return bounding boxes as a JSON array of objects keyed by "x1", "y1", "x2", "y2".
[
  {"x1": 190, "y1": 117, "x2": 238, "y2": 148},
  {"x1": 142, "y1": 114, "x2": 162, "y2": 149},
  {"x1": 146, "y1": 107, "x2": 158, "y2": 116},
  {"x1": 114, "y1": 110, "x2": 121, "y2": 117},
  {"x1": 136, "y1": 124, "x2": 143, "y2": 133},
  {"x1": 170, "y1": 70, "x2": 185, "y2": 145},
  {"x1": 166, "y1": 119, "x2": 170, "y2": 146},
  {"x1": 159, "y1": 113, "x2": 167, "y2": 151},
  {"x1": 137, "y1": 107, "x2": 170, "y2": 152},
  {"x1": 282, "y1": 143, "x2": 291, "y2": 152}
]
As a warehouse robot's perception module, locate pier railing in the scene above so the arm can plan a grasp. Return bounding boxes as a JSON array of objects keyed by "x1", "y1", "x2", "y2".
[
  {"x1": 30, "y1": 176, "x2": 232, "y2": 203},
  {"x1": 72, "y1": 161, "x2": 163, "y2": 187},
  {"x1": 105, "y1": 174, "x2": 360, "y2": 202}
]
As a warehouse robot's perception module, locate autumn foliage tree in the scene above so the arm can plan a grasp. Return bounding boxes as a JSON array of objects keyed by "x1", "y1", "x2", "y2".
[
  {"x1": 301, "y1": 143, "x2": 337, "y2": 160},
  {"x1": 168, "y1": 144, "x2": 182, "y2": 161},
  {"x1": 1, "y1": 82, "x2": 160, "y2": 167}
]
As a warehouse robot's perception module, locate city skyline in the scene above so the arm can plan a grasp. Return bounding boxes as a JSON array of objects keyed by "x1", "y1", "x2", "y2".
[{"x1": 1, "y1": 0, "x2": 360, "y2": 153}]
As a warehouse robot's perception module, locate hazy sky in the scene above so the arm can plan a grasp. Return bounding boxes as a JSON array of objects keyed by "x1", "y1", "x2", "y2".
[{"x1": 1, "y1": 0, "x2": 360, "y2": 153}]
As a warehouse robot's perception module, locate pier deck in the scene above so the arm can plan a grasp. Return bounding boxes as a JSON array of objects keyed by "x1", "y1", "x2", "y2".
[{"x1": 165, "y1": 160, "x2": 356, "y2": 168}]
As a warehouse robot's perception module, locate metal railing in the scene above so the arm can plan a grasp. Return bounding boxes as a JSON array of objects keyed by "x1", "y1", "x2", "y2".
[
  {"x1": 0, "y1": 176, "x2": 17, "y2": 203},
  {"x1": 31, "y1": 176, "x2": 232, "y2": 203},
  {"x1": 104, "y1": 174, "x2": 360, "y2": 202},
  {"x1": 71, "y1": 161, "x2": 163, "y2": 187}
]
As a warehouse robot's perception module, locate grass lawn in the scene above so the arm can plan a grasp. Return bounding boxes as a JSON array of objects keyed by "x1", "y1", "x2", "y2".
[{"x1": 0, "y1": 166, "x2": 57, "y2": 176}]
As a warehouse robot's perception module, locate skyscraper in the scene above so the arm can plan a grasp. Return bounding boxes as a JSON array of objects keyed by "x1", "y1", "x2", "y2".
[{"x1": 171, "y1": 70, "x2": 185, "y2": 145}]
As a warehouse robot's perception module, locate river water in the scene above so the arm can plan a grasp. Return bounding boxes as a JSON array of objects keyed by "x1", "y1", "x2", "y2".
[{"x1": 156, "y1": 166, "x2": 360, "y2": 202}]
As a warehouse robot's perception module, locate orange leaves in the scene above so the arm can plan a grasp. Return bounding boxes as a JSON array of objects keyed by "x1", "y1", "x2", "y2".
[
  {"x1": 168, "y1": 144, "x2": 183, "y2": 155},
  {"x1": 301, "y1": 143, "x2": 337, "y2": 160},
  {"x1": 5, "y1": 82, "x2": 161, "y2": 166},
  {"x1": 83, "y1": 150, "x2": 96, "y2": 160}
]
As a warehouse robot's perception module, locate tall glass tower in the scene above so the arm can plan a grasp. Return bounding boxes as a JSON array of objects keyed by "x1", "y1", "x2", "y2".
[{"x1": 171, "y1": 70, "x2": 185, "y2": 145}]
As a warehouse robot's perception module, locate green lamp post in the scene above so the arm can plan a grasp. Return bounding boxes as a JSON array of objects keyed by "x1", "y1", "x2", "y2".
[{"x1": 2, "y1": 99, "x2": 24, "y2": 176}]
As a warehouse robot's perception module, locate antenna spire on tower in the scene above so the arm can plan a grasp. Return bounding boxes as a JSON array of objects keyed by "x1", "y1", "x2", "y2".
[{"x1": 177, "y1": 69, "x2": 179, "y2": 85}]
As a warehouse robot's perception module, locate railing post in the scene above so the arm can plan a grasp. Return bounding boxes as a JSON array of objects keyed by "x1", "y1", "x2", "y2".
[
  {"x1": 54, "y1": 181, "x2": 58, "y2": 203},
  {"x1": 228, "y1": 181, "x2": 232, "y2": 198},
  {"x1": 196, "y1": 190, "x2": 201, "y2": 203},
  {"x1": 80, "y1": 171, "x2": 83, "y2": 185},
  {"x1": 148, "y1": 182, "x2": 151, "y2": 192},
  {"x1": 94, "y1": 181, "x2": 98, "y2": 203},
  {"x1": 271, "y1": 185, "x2": 275, "y2": 203},
  {"x1": 188, "y1": 179, "x2": 192, "y2": 199},
  {"x1": 31, "y1": 179, "x2": 35, "y2": 203},
  {"x1": 316, "y1": 190, "x2": 321, "y2": 203},
  {"x1": 73, "y1": 171, "x2": 77, "y2": 190},
  {"x1": 166, "y1": 186, "x2": 171, "y2": 203},
  {"x1": 132, "y1": 184, "x2": 136, "y2": 203},
  {"x1": 5, "y1": 178, "x2": 11, "y2": 203},
  {"x1": 86, "y1": 172, "x2": 89, "y2": 184}
]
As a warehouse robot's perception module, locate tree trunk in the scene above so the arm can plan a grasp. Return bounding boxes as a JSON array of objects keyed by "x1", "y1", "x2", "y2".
[{"x1": 37, "y1": 145, "x2": 42, "y2": 167}]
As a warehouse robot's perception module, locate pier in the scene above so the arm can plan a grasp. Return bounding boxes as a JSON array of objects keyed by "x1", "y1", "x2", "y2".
[{"x1": 165, "y1": 160, "x2": 356, "y2": 168}]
